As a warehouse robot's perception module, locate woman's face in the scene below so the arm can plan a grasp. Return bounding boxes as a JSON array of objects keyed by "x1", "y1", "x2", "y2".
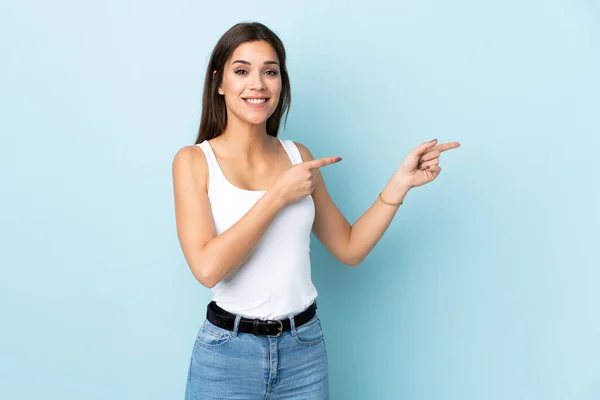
[{"x1": 217, "y1": 40, "x2": 282, "y2": 127}]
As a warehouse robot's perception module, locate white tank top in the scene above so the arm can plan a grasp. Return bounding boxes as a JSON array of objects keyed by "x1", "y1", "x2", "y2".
[{"x1": 196, "y1": 137, "x2": 318, "y2": 320}]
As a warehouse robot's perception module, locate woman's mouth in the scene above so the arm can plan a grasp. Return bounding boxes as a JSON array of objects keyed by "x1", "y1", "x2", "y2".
[{"x1": 243, "y1": 97, "x2": 270, "y2": 108}]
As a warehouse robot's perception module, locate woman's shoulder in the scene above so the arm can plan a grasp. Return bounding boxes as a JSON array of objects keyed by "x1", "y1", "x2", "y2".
[
  {"x1": 288, "y1": 140, "x2": 315, "y2": 163},
  {"x1": 173, "y1": 144, "x2": 208, "y2": 165},
  {"x1": 172, "y1": 144, "x2": 209, "y2": 186}
]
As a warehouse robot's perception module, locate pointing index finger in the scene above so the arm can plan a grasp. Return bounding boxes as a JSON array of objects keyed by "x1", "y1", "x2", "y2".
[
  {"x1": 436, "y1": 142, "x2": 461, "y2": 153},
  {"x1": 303, "y1": 156, "x2": 343, "y2": 170}
]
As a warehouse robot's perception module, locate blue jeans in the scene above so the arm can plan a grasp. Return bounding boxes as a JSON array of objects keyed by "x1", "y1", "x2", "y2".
[{"x1": 184, "y1": 310, "x2": 329, "y2": 399}]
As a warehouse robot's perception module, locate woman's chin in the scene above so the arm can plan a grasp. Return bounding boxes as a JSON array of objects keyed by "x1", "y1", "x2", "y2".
[{"x1": 242, "y1": 113, "x2": 273, "y2": 126}]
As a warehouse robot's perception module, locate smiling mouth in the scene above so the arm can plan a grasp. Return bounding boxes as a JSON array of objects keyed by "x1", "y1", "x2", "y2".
[{"x1": 243, "y1": 98, "x2": 269, "y2": 104}]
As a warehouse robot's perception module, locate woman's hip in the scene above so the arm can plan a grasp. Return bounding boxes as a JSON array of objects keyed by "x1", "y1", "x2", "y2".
[{"x1": 185, "y1": 314, "x2": 328, "y2": 399}]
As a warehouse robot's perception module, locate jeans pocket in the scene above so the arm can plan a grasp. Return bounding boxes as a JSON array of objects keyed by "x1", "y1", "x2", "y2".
[
  {"x1": 195, "y1": 320, "x2": 232, "y2": 348},
  {"x1": 293, "y1": 316, "x2": 324, "y2": 346}
]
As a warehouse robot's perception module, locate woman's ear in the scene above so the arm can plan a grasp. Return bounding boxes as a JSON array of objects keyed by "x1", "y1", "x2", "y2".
[{"x1": 213, "y1": 70, "x2": 224, "y2": 95}]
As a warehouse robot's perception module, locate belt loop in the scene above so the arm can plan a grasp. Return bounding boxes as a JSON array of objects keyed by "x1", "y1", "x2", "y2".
[
  {"x1": 288, "y1": 313, "x2": 297, "y2": 336},
  {"x1": 232, "y1": 315, "x2": 242, "y2": 337}
]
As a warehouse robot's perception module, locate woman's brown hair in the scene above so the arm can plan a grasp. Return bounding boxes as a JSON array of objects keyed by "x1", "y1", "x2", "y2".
[{"x1": 195, "y1": 22, "x2": 291, "y2": 144}]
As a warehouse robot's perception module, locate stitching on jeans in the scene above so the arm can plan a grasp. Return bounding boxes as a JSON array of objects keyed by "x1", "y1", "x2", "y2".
[
  {"x1": 204, "y1": 320, "x2": 229, "y2": 336},
  {"x1": 195, "y1": 335, "x2": 231, "y2": 348},
  {"x1": 185, "y1": 341, "x2": 197, "y2": 399},
  {"x1": 293, "y1": 316, "x2": 323, "y2": 346},
  {"x1": 202, "y1": 326, "x2": 223, "y2": 339},
  {"x1": 196, "y1": 327, "x2": 231, "y2": 348}
]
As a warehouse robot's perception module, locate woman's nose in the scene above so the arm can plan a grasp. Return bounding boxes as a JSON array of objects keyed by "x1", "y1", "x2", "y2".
[{"x1": 248, "y1": 72, "x2": 266, "y2": 90}]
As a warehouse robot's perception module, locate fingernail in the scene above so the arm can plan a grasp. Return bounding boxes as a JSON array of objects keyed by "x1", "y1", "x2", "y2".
[
  {"x1": 426, "y1": 166, "x2": 430, "y2": 169},
  {"x1": 418, "y1": 158, "x2": 423, "y2": 164},
  {"x1": 430, "y1": 138, "x2": 437, "y2": 142}
]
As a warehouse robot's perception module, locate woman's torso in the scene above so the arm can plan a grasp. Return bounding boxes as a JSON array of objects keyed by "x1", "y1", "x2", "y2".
[{"x1": 196, "y1": 136, "x2": 318, "y2": 320}]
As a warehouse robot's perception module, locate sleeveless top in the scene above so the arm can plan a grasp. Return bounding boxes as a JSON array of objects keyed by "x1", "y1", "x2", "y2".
[{"x1": 196, "y1": 138, "x2": 318, "y2": 320}]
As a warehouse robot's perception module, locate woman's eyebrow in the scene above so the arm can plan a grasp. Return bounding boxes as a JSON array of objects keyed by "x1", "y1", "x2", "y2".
[{"x1": 231, "y1": 60, "x2": 280, "y2": 66}]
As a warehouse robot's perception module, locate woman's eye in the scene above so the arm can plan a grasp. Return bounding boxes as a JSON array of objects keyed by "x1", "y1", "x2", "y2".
[{"x1": 234, "y1": 69, "x2": 278, "y2": 76}]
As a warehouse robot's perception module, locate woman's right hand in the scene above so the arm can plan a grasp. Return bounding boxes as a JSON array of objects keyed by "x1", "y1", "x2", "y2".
[{"x1": 271, "y1": 156, "x2": 342, "y2": 205}]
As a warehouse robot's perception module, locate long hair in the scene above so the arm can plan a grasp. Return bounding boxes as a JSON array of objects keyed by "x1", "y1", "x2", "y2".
[{"x1": 195, "y1": 22, "x2": 291, "y2": 144}]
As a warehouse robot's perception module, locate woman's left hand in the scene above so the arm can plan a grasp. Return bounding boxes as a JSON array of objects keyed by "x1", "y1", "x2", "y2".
[{"x1": 393, "y1": 139, "x2": 461, "y2": 189}]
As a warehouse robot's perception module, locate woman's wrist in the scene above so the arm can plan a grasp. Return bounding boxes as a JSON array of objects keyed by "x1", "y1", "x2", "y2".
[
  {"x1": 264, "y1": 186, "x2": 287, "y2": 210},
  {"x1": 380, "y1": 178, "x2": 411, "y2": 205}
]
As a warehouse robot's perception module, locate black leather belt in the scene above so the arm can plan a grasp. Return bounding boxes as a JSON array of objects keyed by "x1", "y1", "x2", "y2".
[{"x1": 206, "y1": 301, "x2": 317, "y2": 337}]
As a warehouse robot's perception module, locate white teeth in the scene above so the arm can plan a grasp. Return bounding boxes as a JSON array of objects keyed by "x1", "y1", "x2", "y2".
[{"x1": 245, "y1": 98, "x2": 267, "y2": 104}]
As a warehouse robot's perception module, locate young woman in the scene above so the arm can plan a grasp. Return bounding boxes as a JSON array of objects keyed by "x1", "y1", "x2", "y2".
[{"x1": 172, "y1": 22, "x2": 460, "y2": 399}]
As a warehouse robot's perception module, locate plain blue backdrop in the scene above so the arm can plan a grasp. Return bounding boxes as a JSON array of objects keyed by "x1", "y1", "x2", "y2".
[{"x1": 1, "y1": 0, "x2": 599, "y2": 399}]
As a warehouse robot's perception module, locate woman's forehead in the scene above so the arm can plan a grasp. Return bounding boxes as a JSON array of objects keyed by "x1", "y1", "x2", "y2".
[{"x1": 229, "y1": 41, "x2": 279, "y2": 65}]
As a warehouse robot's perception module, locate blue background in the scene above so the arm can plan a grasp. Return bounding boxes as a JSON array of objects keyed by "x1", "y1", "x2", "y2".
[{"x1": 1, "y1": 0, "x2": 599, "y2": 399}]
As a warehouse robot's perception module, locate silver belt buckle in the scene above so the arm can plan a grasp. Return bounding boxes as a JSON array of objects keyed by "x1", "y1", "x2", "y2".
[{"x1": 265, "y1": 320, "x2": 283, "y2": 337}]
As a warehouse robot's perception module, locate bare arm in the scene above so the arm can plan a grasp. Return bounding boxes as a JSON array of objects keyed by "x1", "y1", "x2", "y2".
[
  {"x1": 298, "y1": 139, "x2": 459, "y2": 267},
  {"x1": 343, "y1": 182, "x2": 409, "y2": 265},
  {"x1": 172, "y1": 146, "x2": 285, "y2": 288},
  {"x1": 296, "y1": 142, "x2": 406, "y2": 267}
]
